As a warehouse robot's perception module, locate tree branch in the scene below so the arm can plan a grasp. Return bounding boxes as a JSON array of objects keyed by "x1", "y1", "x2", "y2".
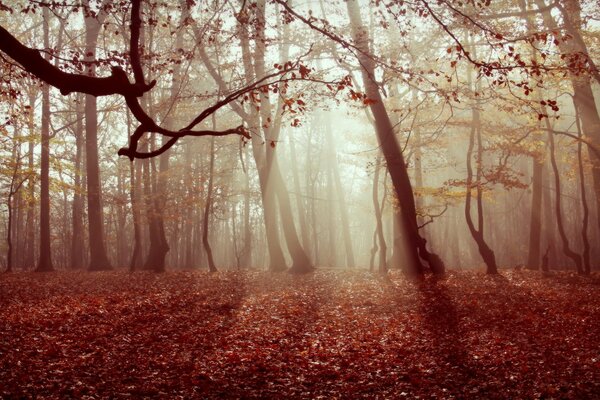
[{"x1": 0, "y1": 24, "x2": 153, "y2": 97}]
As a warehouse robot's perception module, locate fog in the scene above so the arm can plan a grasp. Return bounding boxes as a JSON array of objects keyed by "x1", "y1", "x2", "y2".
[{"x1": 0, "y1": 0, "x2": 598, "y2": 274}]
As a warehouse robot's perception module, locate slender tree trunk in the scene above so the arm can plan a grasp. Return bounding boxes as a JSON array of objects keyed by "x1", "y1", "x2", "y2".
[
  {"x1": 5, "y1": 140, "x2": 21, "y2": 272},
  {"x1": 346, "y1": 0, "x2": 443, "y2": 276},
  {"x1": 414, "y1": 125, "x2": 424, "y2": 226},
  {"x1": 36, "y1": 7, "x2": 53, "y2": 272},
  {"x1": 464, "y1": 105, "x2": 498, "y2": 274},
  {"x1": 574, "y1": 103, "x2": 591, "y2": 274},
  {"x1": 371, "y1": 155, "x2": 387, "y2": 274},
  {"x1": 536, "y1": 0, "x2": 600, "y2": 235},
  {"x1": 324, "y1": 113, "x2": 356, "y2": 268},
  {"x1": 541, "y1": 158, "x2": 555, "y2": 271},
  {"x1": 115, "y1": 162, "x2": 126, "y2": 266},
  {"x1": 526, "y1": 154, "x2": 544, "y2": 269},
  {"x1": 254, "y1": 0, "x2": 312, "y2": 273},
  {"x1": 463, "y1": 39, "x2": 497, "y2": 274},
  {"x1": 546, "y1": 120, "x2": 583, "y2": 273},
  {"x1": 71, "y1": 94, "x2": 85, "y2": 269},
  {"x1": 24, "y1": 92, "x2": 36, "y2": 269},
  {"x1": 307, "y1": 130, "x2": 320, "y2": 266},
  {"x1": 241, "y1": 143, "x2": 252, "y2": 267},
  {"x1": 203, "y1": 135, "x2": 217, "y2": 272},
  {"x1": 289, "y1": 138, "x2": 312, "y2": 254},
  {"x1": 236, "y1": 13, "x2": 287, "y2": 271},
  {"x1": 7, "y1": 189, "x2": 14, "y2": 272},
  {"x1": 129, "y1": 144, "x2": 144, "y2": 270},
  {"x1": 519, "y1": 0, "x2": 544, "y2": 270},
  {"x1": 142, "y1": 0, "x2": 188, "y2": 271}
]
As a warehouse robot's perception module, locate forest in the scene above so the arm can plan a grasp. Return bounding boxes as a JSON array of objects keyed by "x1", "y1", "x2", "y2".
[{"x1": 1, "y1": 0, "x2": 599, "y2": 398}]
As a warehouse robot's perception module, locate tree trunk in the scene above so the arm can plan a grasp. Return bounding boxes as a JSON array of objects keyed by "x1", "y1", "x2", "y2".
[
  {"x1": 526, "y1": 154, "x2": 544, "y2": 269},
  {"x1": 236, "y1": 11, "x2": 288, "y2": 271},
  {"x1": 546, "y1": 118, "x2": 583, "y2": 273},
  {"x1": 345, "y1": 0, "x2": 444, "y2": 276},
  {"x1": 289, "y1": 138, "x2": 312, "y2": 255},
  {"x1": 84, "y1": 4, "x2": 112, "y2": 271},
  {"x1": 24, "y1": 92, "x2": 36, "y2": 269},
  {"x1": 536, "y1": 0, "x2": 600, "y2": 235},
  {"x1": 464, "y1": 103, "x2": 498, "y2": 274},
  {"x1": 541, "y1": 158, "x2": 555, "y2": 270},
  {"x1": 324, "y1": 113, "x2": 356, "y2": 268},
  {"x1": 254, "y1": 0, "x2": 312, "y2": 273},
  {"x1": 142, "y1": 0, "x2": 189, "y2": 272},
  {"x1": 203, "y1": 135, "x2": 217, "y2": 273},
  {"x1": 71, "y1": 94, "x2": 85, "y2": 269},
  {"x1": 371, "y1": 155, "x2": 387, "y2": 274},
  {"x1": 36, "y1": 7, "x2": 53, "y2": 272},
  {"x1": 575, "y1": 103, "x2": 592, "y2": 274},
  {"x1": 129, "y1": 152, "x2": 144, "y2": 270}
]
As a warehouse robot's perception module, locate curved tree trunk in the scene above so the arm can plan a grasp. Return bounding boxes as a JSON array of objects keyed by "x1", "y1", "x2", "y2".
[
  {"x1": 236, "y1": 11, "x2": 287, "y2": 272},
  {"x1": 346, "y1": 0, "x2": 444, "y2": 276},
  {"x1": 535, "y1": 0, "x2": 600, "y2": 236},
  {"x1": 370, "y1": 155, "x2": 387, "y2": 274},
  {"x1": 254, "y1": 0, "x2": 312, "y2": 274},
  {"x1": 464, "y1": 105, "x2": 498, "y2": 274},
  {"x1": 546, "y1": 120, "x2": 583, "y2": 273}
]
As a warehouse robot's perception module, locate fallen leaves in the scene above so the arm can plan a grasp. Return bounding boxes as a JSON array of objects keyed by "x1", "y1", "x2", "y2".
[{"x1": 0, "y1": 270, "x2": 599, "y2": 398}]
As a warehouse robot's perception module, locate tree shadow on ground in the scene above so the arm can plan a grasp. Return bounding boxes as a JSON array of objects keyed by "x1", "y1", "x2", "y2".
[{"x1": 414, "y1": 277, "x2": 487, "y2": 396}]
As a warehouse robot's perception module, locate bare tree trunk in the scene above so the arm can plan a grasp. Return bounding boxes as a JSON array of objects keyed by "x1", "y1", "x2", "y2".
[
  {"x1": 574, "y1": 103, "x2": 591, "y2": 274},
  {"x1": 203, "y1": 135, "x2": 217, "y2": 273},
  {"x1": 464, "y1": 101, "x2": 498, "y2": 274},
  {"x1": 546, "y1": 120, "x2": 583, "y2": 273},
  {"x1": 6, "y1": 137, "x2": 23, "y2": 272},
  {"x1": 70, "y1": 94, "x2": 85, "y2": 269},
  {"x1": 541, "y1": 155, "x2": 555, "y2": 270},
  {"x1": 254, "y1": 0, "x2": 312, "y2": 273},
  {"x1": 36, "y1": 7, "x2": 53, "y2": 272},
  {"x1": 115, "y1": 161, "x2": 126, "y2": 266},
  {"x1": 346, "y1": 0, "x2": 443, "y2": 276},
  {"x1": 371, "y1": 155, "x2": 387, "y2": 274},
  {"x1": 414, "y1": 126, "x2": 424, "y2": 226},
  {"x1": 84, "y1": 2, "x2": 112, "y2": 271},
  {"x1": 519, "y1": 0, "x2": 544, "y2": 270},
  {"x1": 24, "y1": 91, "x2": 36, "y2": 269},
  {"x1": 527, "y1": 155, "x2": 544, "y2": 269},
  {"x1": 326, "y1": 153, "x2": 337, "y2": 267},
  {"x1": 236, "y1": 11, "x2": 287, "y2": 271},
  {"x1": 129, "y1": 154, "x2": 144, "y2": 270},
  {"x1": 289, "y1": 138, "x2": 312, "y2": 255},
  {"x1": 142, "y1": 0, "x2": 189, "y2": 272},
  {"x1": 324, "y1": 114, "x2": 356, "y2": 268},
  {"x1": 536, "y1": 0, "x2": 600, "y2": 235},
  {"x1": 307, "y1": 130, "x2": 321, "y2": 266}
]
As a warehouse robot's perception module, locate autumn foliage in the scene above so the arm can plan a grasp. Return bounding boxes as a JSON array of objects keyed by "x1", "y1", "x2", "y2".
[{"x1": 1, "y1": 271, "x2": 599, "y2": 398}]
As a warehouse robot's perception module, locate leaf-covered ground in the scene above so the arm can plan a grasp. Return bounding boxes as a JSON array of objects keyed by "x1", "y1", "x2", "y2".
[{"x1": 1, "y1": 270, "x2": 599, "y2": 399}]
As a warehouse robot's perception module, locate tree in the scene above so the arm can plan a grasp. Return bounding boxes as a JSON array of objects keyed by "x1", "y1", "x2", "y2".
[
  {"x1": 83, "y1": 0, "x2": 113, "y2": 271},
  {"x1": 35, "y1": 6, "x2": 53, "y2": 272},
  {"x1": 344, "y1": 0, "x2": 444, "y2": 276}
]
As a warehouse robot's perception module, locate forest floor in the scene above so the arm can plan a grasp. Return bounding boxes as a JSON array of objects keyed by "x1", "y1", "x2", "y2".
[{"x1": 1, "y1": 269, "x2": 599, "y2": 399}]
